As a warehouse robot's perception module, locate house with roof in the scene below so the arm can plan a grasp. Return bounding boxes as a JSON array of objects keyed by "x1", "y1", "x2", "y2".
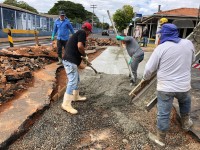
[{"x1": 134, "y1": 7, "x2": 200, "y2": 44}]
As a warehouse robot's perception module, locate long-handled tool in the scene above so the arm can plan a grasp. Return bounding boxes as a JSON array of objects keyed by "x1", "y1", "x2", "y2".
[
  {"x1": 107, "y1": 10, "x2": 134, "y2": 79},
  {"x1": 81, "y1": 56, "x2": 99, "y2": 74}
]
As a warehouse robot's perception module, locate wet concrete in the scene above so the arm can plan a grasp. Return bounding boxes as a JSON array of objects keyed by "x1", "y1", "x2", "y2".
[
  {"x1": 0, "y1": 63, "x2": 58, "y2": 149},
  {"x1": 87, "y1": 46, "x2": 151, "y2": 79},
  {"x1": 6, "y1": 46, "x2": 200, "y2": 149},
  {"x1": 8, "y1": 72, "x2": 199, "y2": 150}
]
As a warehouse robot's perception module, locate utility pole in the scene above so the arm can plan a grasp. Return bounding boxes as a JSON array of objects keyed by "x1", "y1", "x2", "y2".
[{"x1": 90, "y1": 4, "x2": 97, "y2": 29}]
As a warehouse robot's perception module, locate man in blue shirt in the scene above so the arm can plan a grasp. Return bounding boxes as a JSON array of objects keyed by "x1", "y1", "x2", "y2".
[{"x1": 51, "y1": 10, "x2": 74, "y2": 65}]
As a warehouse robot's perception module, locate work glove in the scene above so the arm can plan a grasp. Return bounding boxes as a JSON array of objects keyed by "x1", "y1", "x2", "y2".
[
  {"x1": 116, "y1": 35, "x2": 125, "y2": 40},
  {"x1": 51, "y1": 35, "x2": 54, "y2": 41},
  {"x1": 82, "y1": 55, "x2": 89, "y2": 65},
  {"x1": 128, "y1": 57, "x2": 133, "y2": 65},
  {"x1": 51, "y1": 33, "x2": 55, "y2": 41}
]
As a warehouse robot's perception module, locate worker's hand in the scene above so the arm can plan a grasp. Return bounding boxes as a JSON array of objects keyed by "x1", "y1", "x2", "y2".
[
  {"x1": 51, "y1": 36, "x2": 54, "y2": 41},
  {"x1": 116, "y1": 35, "x2": 125, "y2": 41},
  {"x1": 82, "y1": 55, "x2": 89, "y2": 64},
  {"x1": 128, "y1": 57, "x2": 133, "y2": 65},
  {"x1": 140, "y1": 78, "x2": 148, "y2": 88}
]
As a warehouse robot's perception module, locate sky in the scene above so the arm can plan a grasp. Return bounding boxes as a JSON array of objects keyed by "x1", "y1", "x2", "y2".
[{"x1": 0, "y1": 0, "x2": 200, "y2": 24}]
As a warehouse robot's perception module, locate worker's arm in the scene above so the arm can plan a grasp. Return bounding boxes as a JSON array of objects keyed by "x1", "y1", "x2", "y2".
[
  {"x1": 116, "y1": 35, "x2": 133, "y2": 42},
  {"x1": 78, "y1": 42, "x2": 86, "y2": 56},
  {"x1": 191, "y1": 42, "x2": 196, "y2": 63},
  {"x1": 67, "y1": 21, "x2": 75, "y2": 34},
  {"x1": 143, "y1": 48, "x2": 160, "y2": 80},
  {"x1": 51, "y1": 21, "x2": 57, "y2": 40}
]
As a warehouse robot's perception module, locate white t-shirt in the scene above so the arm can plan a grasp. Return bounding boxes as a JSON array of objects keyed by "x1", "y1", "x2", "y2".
[{"x1": 143, "y1": 39, "x2": 196, "y2": 92}]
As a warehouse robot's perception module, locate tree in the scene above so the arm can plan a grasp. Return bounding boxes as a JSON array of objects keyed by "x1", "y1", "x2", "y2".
[
  {"x1": 3, "y1": 0, "x2": 38, "y2": 13},
  {"x1": 48, "y1": 0, "x2": 99, "y2": 24},
  {"x1": 103, "y1": 23, "x2": 109, "y2": 30},
  {"x1": 113, "y1": 5, "x2": 134, "y2": 32}
]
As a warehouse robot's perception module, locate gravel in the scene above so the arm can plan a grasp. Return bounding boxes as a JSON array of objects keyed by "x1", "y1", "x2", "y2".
[{"x1": 8, "y1": 73, "x2": 199, "y2": 150}]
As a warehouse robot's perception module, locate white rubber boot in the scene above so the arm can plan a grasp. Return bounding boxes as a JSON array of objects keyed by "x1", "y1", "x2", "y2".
[
  {"x1": 57, "y1": 57, "x2": 62, "y2": 65},
  {"x1": 148, "y1": 129, "x2": 166, "y2": 147},
  {"x1": 73, "y1": 90, "x2": 87, "y2": 101},
  {"x1": 61, "y1": 93, "x2": 78, "y2": 114},
  {"x1": 181, "y1": 114, "x2": 193, "y2": 131}
]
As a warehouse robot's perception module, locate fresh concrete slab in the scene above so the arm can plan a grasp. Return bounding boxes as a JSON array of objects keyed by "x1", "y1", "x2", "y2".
[{"x1": 85, "y1": 46, "x2": 152, "y2": 79}]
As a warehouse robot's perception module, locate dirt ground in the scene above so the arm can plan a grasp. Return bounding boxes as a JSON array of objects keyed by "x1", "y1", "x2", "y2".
[{"x1": 8, "y1": 71, "x2": 199, "y2": 150}]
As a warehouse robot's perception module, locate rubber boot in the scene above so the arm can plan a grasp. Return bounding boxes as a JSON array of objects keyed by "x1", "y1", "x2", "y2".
[
  {"x1": 73, "y1": 90, "x2": 87, "y2": 101},
  {"x1": 181, "y1": 114, "x2": 193, "y2": 131},
  {"x1": 148, "y1": 129, "x2": 166, "y2": 147},
  {"x1": 57, "y1": 57, "x2": 62, "y2": 65},
  {"x1": 61, "y1": 93, "x2": 78, "y2": 114}
]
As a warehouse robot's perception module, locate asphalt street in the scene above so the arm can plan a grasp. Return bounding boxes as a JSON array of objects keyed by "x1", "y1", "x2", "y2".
[{"x1": 0, "y1": 33, "x2": 115, "y2": 50}]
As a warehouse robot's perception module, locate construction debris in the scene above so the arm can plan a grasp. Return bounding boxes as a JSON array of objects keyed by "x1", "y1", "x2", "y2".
[{"x1": 0, "y1": 37, "x2": 116, "y2": 105}]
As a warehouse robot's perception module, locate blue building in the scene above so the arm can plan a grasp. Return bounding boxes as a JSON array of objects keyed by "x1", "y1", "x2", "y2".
[{"x1": 0, "y1": 3, "x2": 57, "y2": 38}]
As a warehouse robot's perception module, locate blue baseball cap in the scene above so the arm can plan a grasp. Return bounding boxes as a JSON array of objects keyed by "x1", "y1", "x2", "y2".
[{"x1": 59, "y1": 10, "x2": 65, "y2": 16}]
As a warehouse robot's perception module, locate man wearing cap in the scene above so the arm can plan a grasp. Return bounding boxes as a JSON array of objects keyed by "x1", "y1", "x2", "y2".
[
  {"x1": 61, "y1": 22, "x2": 92, "y2": 114},
  {"x1": 51, "y1": 10, "x2": 75, "y2": 65},
  {"x1": 156, "y1": 17, "x2": 168, "y2": 45},
  {"x1": 142, "y1": 23, "x2": 195, "y2": 147}
]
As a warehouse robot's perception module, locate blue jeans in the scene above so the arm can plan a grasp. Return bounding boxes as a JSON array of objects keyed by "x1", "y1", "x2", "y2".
[
  {"x1": 63, "y1": 60, "x2": 80, "y2": 95},
  {"x1": 157, "y1": 91, "x2": 191, "y2": 131},
  {"x1": 142, "y1": 36, "x2": 148, "y2": 47}
]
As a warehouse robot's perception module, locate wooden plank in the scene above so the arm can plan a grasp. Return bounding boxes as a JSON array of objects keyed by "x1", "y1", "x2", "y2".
[
  {"x1": 129, "y1": 74, "x2": 156, "y2": 97},
  {"x1": 3, "y1": 28, "x2": 39, "y2": 34},
  {"x1": 145, "y1": 97, "x2": 157, "y2": 112}
]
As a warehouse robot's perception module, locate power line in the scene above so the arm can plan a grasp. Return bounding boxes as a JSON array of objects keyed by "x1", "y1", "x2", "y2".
[{"x1": 90, "y1": 4, "x2": 97, "y2": 29}]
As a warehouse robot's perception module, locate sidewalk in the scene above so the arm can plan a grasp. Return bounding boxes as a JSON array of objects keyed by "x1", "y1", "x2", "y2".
[
  {"x1": 0, "y1": 36, "x2": 51, "y2": 43},
  {"x1": 0, "y1": 63, "x2": 58, "y2": 149}
]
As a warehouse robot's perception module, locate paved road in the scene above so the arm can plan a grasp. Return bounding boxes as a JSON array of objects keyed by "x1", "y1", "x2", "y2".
[
  {"x1": 0, "y1": 39, "x2": 52, "y2": 49},
  {"x1": 0, "y1": 33, "x2": 115, "y2": 50}
]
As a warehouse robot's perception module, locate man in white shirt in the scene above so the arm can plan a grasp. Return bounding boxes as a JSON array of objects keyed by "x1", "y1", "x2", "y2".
[
  {"x1": 133, "y1": 26, "x2": 141, "y2": 42},
  {"x1": 142, "y1": 23, "x2": 195, "y2": 147}
]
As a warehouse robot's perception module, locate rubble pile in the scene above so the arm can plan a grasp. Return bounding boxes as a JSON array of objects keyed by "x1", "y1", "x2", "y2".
[
  {"x1": 0, "y1": 55, "x2": 54, "y2": 104},
  {"x1": 87, "y1": 38, "x2": 119, "y2": 47},
  {"x1": 0, "y1": 38, "x2": 112, "y2": 104},
  {"x1": 0, "y1": 45, "x2": 57, "y2": 58}
]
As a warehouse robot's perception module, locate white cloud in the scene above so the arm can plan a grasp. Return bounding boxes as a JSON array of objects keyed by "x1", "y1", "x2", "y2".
[{"x1": 0, "y1": 0, "x2": 199, "y2": 24}]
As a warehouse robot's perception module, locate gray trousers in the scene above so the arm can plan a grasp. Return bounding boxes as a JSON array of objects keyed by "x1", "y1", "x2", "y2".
[{"x1": 130, "y1": 55, "x2": 144, "y2": 82}]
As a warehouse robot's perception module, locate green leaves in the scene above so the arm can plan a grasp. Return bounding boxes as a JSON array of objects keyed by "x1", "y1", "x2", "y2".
[
  {"x1": 3, "y1": 0, "x2": 38, "y2": 13},
  {"x1": 48, "y1": 1, "x2": 96, "y2": 24},
  {"x1": 113, "y1": 5, "x2": 134, "y2": 32}
]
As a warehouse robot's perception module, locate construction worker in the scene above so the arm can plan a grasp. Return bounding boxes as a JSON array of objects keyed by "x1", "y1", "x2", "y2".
[
  {"x1": 142, "y1": 23, "x2": 195, "y2": 147},
  {"x1": 159, "y1": 17, "x2": 168, "y2": 25},
  {"x1": 61, "y1": 22, "x2": 92, "y2": 114},
  {"x1": 51, "y1": 10, "x2": 74, "y2": 65},
  {"x1": 116, "y1": 35, "x2": 144, "y2": 85},
  {"x1": 156, "y1": 17, "x2": 168, "y2": 45}
]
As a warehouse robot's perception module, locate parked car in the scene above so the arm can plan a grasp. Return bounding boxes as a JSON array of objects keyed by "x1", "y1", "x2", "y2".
[{"x1": 102, "y1": 30, "x2": 109, "y2": 36}]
